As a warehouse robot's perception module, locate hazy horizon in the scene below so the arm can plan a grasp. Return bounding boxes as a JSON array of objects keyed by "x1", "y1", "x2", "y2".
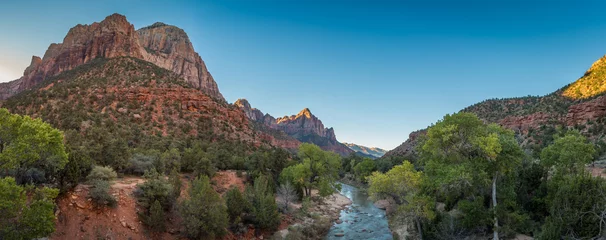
[{"x1": 2, "y1": 0, "x2": 606, "y2": 149}]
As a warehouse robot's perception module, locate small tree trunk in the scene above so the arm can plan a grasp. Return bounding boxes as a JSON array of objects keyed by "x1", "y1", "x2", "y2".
[
  {"x1": 492, "y1": 173, "x2": 499, "y2": 240},
  {"x1": 416, "y1": 216, "x2": 424, "y2": 240}
]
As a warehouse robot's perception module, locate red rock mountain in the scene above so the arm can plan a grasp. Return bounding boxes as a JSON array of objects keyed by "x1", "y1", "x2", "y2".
[
  {"x1": 235, "y1": 99, "x2": 354, "y2": 156},
  {"x1": 0, "y1": 13, "x2": 223, "y2": 100}
]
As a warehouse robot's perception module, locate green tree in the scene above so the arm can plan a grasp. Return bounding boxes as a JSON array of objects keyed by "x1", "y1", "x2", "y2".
[
  {"x1": 0, "y1": 177, "x2": 59, "y2": 239},
  {"x1": 134, "y1": 169, "x2": 175, "y2": 211},
  {"x1": 161, "y1": 148, "x2": 181, "y2": 173},
  {"x1": 250, "y1": 176, "x2": 280, "y2": 230},
  {"x1": 0, "y1": 108, "x2": 68, "y2": 184},
  {"x1": 421, "y1": 113, "x2": 524, "y2": 239},
  {"x1": 145, "y1": 200, "x2": 166, "y2": 233},
  {"x1": 225, "y1": 186, "x2": 250, "y2": 223},
  {"x1": 368, "y1": 161, "x2": 432, "y2": 239},
  {"x1": 540, "y1": 130, "x2": 595, "y2": 176},
  {"x1": 353, "y1": 158, "x2": 376, "y2": 182},
  {"x1": 280, "y1": 143, "x2": 341, "y2": 197},
  {"x1": 178, "y1": 175, "x2": 228, "y2": 239},
  {"x1": 168, "y1": 168, "x2": 182, "y2": 199}
]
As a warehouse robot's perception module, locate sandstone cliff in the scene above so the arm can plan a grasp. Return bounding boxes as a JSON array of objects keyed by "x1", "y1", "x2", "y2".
[
  {"x1": 137, "y1": 22, "x2": 223, "y2": 100},
  {"x1": 235, "y1": 99, "x2": 354, "y2": 156},
  {"x1": 0, "y1": 14, "x2": 223, "y2": 100}
]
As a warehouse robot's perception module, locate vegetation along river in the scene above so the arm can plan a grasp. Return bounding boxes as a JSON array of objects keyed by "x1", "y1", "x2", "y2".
[{"x1": 326, "y1": 183, "x2": 393, "y2": 239}]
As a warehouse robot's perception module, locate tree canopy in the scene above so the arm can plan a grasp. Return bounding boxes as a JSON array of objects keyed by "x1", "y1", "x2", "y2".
[
  {"x1": 280, "y1": 143, "x2": 341, "y2": 198},
  {"x1": 0, "y1": 108, "x2": 68, "y2": 184}
]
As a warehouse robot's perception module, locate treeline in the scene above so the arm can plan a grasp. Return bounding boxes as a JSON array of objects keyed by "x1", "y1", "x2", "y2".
[{"x1": 368, "y1": 112, "x2": 606, "y2": 239}]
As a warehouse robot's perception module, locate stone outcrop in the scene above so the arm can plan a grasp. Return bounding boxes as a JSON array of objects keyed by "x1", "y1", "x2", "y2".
[
  {"x1": 235, "y1": 99, "x2": 353, "y2": 156},
  {"x1": 137, "y1": 23, "x2": 222, "y2": 100},
  {"x1": 499, "y1": 112, "x2": 558, "y2": 134},
  {"x1": 566, "y1": 95, "x2": 606, "y2": 125},
  {"x1": 0, "y1": 13, "x2": 223, "y2": 100}
]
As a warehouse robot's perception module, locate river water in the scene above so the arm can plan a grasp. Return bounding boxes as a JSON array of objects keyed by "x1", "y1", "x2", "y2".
[{"x1": 325, "y1": 183, "x2": 393, "y2": 240}]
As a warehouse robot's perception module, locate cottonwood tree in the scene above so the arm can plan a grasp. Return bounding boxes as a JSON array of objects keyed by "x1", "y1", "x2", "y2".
[
  {"x1": 0, "y1": 108, "x2": 68, "y2": 184},
  {"x1": 421, "y1": 112, "x2": 524, "y2": 240},
  {"x1": 368, "y1": 161, "x2": 433, "y2": 240},
  {"x1": 540, "y1": 130, "x2": 595, "y2": 177},
  {"x1": 279, "y1": 143, "x2": 341, "y2": 198}
]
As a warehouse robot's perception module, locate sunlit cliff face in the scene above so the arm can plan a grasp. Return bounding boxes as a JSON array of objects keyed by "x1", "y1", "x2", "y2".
[{"x1": 563, "y1": 55, "x2": 606, "y2": 100}]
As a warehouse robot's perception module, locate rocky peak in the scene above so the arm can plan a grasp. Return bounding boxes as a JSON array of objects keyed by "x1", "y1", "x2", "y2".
[
  {"x1": 137, "y1": 22, "x2": 223, "y2": 100},
  {"x1": 0, "y1": 13, "x2": 224, "y2": 101},
  {"x1": 234, "y1": 99, "x2": 265, "y2": 122},
  {"x1": 235, "y1": 100, "x2": 352, "y2": 155},
  {"x1": 298, "y1": 108, "x2": 313, "y2": 118}
]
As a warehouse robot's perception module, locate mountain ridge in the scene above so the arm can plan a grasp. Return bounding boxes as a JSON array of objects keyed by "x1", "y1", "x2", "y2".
[
  {"x1": 342, "y1": 143, "x2": 387, "y2": 159},
  {"x1": 235, "y1": 98, "x2": 354, "y2": 156}
]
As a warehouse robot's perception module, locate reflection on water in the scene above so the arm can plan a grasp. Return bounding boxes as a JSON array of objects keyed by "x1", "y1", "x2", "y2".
[{"x1": 326, "y1": 183, "x2": 393, "y2": 240}]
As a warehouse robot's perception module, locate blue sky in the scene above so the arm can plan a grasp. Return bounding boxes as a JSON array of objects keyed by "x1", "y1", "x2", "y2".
[{"x1": 2, "y1": 0, "x2": 606, "y2": 149}]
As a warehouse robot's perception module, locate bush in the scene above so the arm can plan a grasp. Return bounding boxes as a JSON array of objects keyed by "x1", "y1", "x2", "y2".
[
  {"x1": 251, "y1": 176, "x2": 280, "y2": 230},
  {"x1": 143, "y1": 200, "x2": 165, "y2": 232},
  {"x1": 89, "y1": 180, "x2": 116, "y2": 207},
  {"x1": 225, "y1": 186, "x2": 250, "y2": 223},
  {"x1": 125, "y1": 153, "x2": 157, "y2": 175},
  {"x1": 87, "y1": 166, "x2": 117, "y2": 182},
  {"x1": 134, "y1": 169, "x2": 175, "y2": 211},
  {"x1": 284, "y1": 217, "x2": 331, "y2": 240},
  {"x1": 178, "y1": 176, "x2": 228, "y2": 239}
]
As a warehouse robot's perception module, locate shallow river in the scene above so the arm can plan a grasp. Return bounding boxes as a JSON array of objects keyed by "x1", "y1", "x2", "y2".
[{"x1": 325, "y1": 183, "x2": 393, "y2": 240}]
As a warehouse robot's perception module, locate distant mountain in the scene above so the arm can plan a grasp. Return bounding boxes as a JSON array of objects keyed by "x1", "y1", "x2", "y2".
[
  {"x1": 0, "y1": 14, "x2": 223, "y2": 100},
  {"x1": 235, "y1": 99, "x2": 354, "y2": 156},
  {"x1": 343, "y1": 143, "x2": 387, "y2": 159},
  {"x1": 384, "y1": 55, "x2": 606, "y2": 160}
]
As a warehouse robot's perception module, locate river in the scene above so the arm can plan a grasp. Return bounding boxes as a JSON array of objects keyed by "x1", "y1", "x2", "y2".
[{"x1": 326, "y1": 183, "x2": 393, "y2": 239}]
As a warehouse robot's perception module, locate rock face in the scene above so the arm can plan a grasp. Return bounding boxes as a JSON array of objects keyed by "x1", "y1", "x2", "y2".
[
  {"x1": 137, "y1": 23, "x2": 223, "y2": 100},
  {"x1": 0, "y1": 13, "x2": 223, "y2": 100},
  {"x1": 381, "y1": 130, "x2": 425, "y2": 160},
  {"x1": 235, "y1": 99, "x2": 354, "y2": 156},
  {"x1": 566, "y1": 95, "x2": 606, "y2": 125},
  {"x1": 499, "y1": 112, "x2": 559, "y2": 134}
]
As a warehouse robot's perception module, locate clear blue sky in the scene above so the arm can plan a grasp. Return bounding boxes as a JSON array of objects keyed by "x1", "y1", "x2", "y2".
[{"x1": 2, "y1": 0, "x2": 606, "y2": 150}]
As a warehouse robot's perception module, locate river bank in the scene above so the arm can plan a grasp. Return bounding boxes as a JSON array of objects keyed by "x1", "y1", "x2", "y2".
[{"x1": 326, "y1": 183, "x2": 393, "y2": 239}]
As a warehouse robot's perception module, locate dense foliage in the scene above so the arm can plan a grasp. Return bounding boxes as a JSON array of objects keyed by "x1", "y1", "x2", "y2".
[
  {"x1": 280, "y1": 143, "x2": 341, "y2": 197},
  {"x1": 370, "y1": 112, "x2": 606, "y2": 240},
  {"x1": 178, "y1": 176, "x2": 229, "y2": 239},
  {"x1": 0, "y1": 177, "x2": 59, "y2": 240}
]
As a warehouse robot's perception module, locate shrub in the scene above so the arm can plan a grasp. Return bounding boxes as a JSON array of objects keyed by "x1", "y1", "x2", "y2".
[
  {"x1": 225, "y1": 186, "x2": 250, "y2": 223},
  {"x1": 251, "y1": 176, "x2": 280, "y2": 230},
  {"x1": 89, "y1": 180, "x2": 116, "y2": 207},
  {"x1": 143, "y1": 200, "x2": 166, "y2": 232},
  {"x1": 178, "y1": 176, "x2": 228, "y2": 239},
  {"x1": 126, "y1": 153, "x2": 157, "y2": 175},
  {"x1": 87, "y1": 166, "x2": 117, "y2": 182},
  {"x1": 134, "y1": 169, "x2": 175, "y2": 211},
  {"x1": 284, "y1": 217, "x2": 331, "y2": 240}
]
